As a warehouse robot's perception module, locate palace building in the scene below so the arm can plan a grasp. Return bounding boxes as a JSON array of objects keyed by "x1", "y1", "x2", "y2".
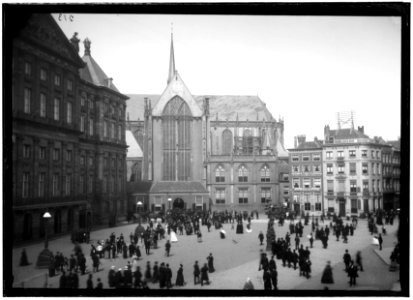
[
  {"x1": 126, "y1": 33, "x2": 289, "y2": 214},
  {"x1": 11, "y1": 14, "x2": 128, "y2": 243}
]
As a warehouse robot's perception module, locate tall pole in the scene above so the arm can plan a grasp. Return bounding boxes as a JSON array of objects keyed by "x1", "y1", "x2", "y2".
[{"x1": 44, "y1": 218, "x2": 49, "y2": 249}]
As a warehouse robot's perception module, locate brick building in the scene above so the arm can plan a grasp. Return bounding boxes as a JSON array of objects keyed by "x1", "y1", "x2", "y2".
[{"x1": 289, "y1": 136, "x2": 324, "y2": 216}]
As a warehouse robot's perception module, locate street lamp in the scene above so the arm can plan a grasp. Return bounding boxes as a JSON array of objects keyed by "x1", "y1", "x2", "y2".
[
  {"x1": 36, "y1": 211, "x2": 53, "y2": 268},
  {"x1": 168, "y1": 197, "x2": 172, "y2": 210}
]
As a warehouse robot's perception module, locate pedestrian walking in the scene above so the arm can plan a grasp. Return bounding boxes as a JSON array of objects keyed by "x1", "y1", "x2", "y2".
[
  {"x1": 343, "y1": 249, "x2": 351, "y2": 272},
  {"x1": 348, "y1": 261, "x2": 358, "y2": 286},
  {"x1": 378, "y1": 234, "x2": 383, "y2": 251},
  {"x1": 152, "y1": 261, "x2": 160, "y2": 283},
  {"x1": 145, "y1": 261, "x2": 152, "y2": 281},
  {"x1": 263, "y1": 269, "x2": 272, "y2": 290},
  {"x1": 165, "y1": 240, "x2": 171, "y2": 257},
  {"x1": 355, "y1": 251, "x2": 364, "y2": 271},
  {"x1": 321, "y1": 261, "x2": 334, "y2": 285},
  {"x1": 309, "y1": 233, "x2": 314, "y2": 248},
  {"x1": 270, "y1": 268, "x2": 278, "y2": 290},
  {"x1": 258, "y1": 231, "x2": 264, "y2": 245},
  {"x1": 165, "y1": 264, "x2": 173, "y2": 289}
]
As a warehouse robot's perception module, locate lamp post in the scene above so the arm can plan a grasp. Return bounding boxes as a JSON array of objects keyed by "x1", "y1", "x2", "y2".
[
  {"x1": 36, "y1": 211, "x2": 53, "y2": 268},
  {"x1": 136, "y1": 201, "x2": 143, "y2": 224},
  {"x1": 168, "y1": 197, "x2": 172, "y2": 210}
]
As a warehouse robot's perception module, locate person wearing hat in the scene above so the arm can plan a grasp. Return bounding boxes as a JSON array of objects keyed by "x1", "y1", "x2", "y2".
[
  {"x1": 321, "y1": 261, "x2": 334, "y2": 285},
  {"x1": 108, "y1": 266, "x2": 116, "y2": 288},
  {"x1": 152, "y1": 261, "x2": 160, "y2": 283},
  {"x1": 176, "y1": 264, "x2": 185, "y2": 286}
]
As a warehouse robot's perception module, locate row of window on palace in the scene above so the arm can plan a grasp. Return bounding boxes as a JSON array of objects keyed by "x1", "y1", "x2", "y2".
[
  {"x1": 22, "y1": 88, "x2": 124, "y2": 140},
  {"x1": 20, "y1": 172, "x2": 124, "y2": 199},
  {"x1": 21, "y1": 144, "x2": 124, "y2": 169},
  {"x1": 214, "y1": 165, "x2": 272, "y2": 183},
  {"x1": 23, "y1": 61, "x2": 124, "y2": 115},
  {"x1": 213, "y1": 187, "x2": 278, "y2": 205}
]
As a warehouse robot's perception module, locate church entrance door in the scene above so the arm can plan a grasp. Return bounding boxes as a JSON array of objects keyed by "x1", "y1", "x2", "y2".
[{"x1": 173, "y1": 198, "x2": 185, "y2": 210}]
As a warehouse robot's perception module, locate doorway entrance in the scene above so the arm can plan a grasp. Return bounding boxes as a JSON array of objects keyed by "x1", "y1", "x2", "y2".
[
  {"x1": 339, "y1": 199, "x2": 346, "y2": 217},
  {"x1": 173, "y1": 198, "x2": 185, "y2": 210}
]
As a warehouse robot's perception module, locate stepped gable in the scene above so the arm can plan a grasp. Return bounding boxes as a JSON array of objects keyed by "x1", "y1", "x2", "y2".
[{"x1": 19, "y1": 14, "x2": 85, "y2": 68}]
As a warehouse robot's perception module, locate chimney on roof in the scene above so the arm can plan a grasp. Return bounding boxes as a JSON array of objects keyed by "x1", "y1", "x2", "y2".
[
  {"x1": 358, "y1": 126, "x2": 364, "y2": 134},
  {"x1": 83, "y1": 38, "x2": 91, "y2": 56},
  {"x1": 70, "y1": 32, "x2": 80, "y2": 53},
  {"x1": 106, "y1": 78, "x2": 113, "y2": 88},
  {"x1": 296, "y1": 135, "x2": 306, "y2": 147}
]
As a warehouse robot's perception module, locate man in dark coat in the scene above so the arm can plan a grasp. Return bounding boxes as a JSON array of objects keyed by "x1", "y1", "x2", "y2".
[
  {"x1": 207, "y1": 253, "x2": 215, "y2": 273},
  {"x1": 159, "y1": 262, "x2": 166, "y2": 288},
  {"x1": 348, "y1": 261, "x2": 358, "y2": 286},
  {"x1": 108, "y1": 266, "x2": 116, "y2": 287},
  {"x1": 294, "y1": 234, "x2": 300, "y2": 251},
  {"x1": 343, "y1": 249, "x2": 351, "y2": 272},
  {"x1": 270, "y1": 268, "x2": 278, "y2": 290},
  {"x1": 124, "y1": 266, "x2": 132, "y2": 288},
  {"x1": 378, "y1": 234, "x2": 383, "y2": 251},
  {"x1": 134, "y1": 266, "x2": 142, "y2": 288},
  {"x1": 200, "y1": 263, "x2": 210, "y2": 286},
  {"x1": 59, "y1": 271, "x2": 67, "y2": 288},
  {"x1": 152, "y1": 261, "x2": 160, "y2": 283},
  {"x1": 165, "y1": 240, "x2": 171, "y2": 257},
  {"x1": 165, "y1": 264, "x2": 173, "y2": 289},
  {"x1": 258, "y1": 231, "x2": 264, "y2": 245},
  {"x1": 292, "y1": 250, "x2": 299, "y2": 270},
  {"x1": 193, "y1": 261, "x2": 200, "y2": 285},
  {"x1": 263, "y1": 269, "x2": 272, "y2": 290}
]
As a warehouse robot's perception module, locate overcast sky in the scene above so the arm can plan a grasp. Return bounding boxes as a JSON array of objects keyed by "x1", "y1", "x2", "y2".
[{"x1": 53, "y1": 13, "x2": 401, "y2": 149}]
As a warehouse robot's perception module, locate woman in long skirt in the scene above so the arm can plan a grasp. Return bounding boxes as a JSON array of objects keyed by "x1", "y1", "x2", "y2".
[
  {"x1": 207, "y1": 253, "x2": 215, "y2": 273},
  {"x1": 321, "y1": 261, "x2": 334, "y2": 284},
  {"x1": 175, "y1": 264, "x2": 185, "y2": 286}
]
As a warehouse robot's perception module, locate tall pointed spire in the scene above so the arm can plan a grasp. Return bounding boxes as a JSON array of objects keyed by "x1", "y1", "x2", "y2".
[{"x1": 167, "y1": 23, "x2": 176, "y2": 84}]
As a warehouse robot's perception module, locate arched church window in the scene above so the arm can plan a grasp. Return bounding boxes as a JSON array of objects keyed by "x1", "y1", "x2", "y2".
[
  {"x1": 162, "y1": 96, "x2": 192, "y2": 181},
  {"x1": 238, "y1": 165, "x2": 248, "y2": 182},
  {"x1": 242, "y1": 129, "x2": 253, "y2": 154},
  {"x1": 261, "y1": 165, "x2": 271, "y2": 182},
  {"x1": 222, "y1": 129, "x2": 233, "y2": 155},
  {"x1": 215, "y1": 165, "x2": 225, "y2": 182}
]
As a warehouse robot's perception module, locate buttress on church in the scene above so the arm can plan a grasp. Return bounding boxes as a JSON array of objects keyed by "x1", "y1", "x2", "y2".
[{"x1": 126, "y1": 33, "x2": 290, "y2": 214}]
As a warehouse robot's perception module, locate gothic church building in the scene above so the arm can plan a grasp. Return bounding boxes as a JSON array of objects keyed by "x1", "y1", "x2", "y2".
[{"x1": 126, "y1": 34, "x2": 289, "y2": 213}]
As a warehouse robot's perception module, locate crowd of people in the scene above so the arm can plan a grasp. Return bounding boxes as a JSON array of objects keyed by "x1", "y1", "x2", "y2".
[{"x1": 16, "y1": 208, "x2": 398, "y2": 290}]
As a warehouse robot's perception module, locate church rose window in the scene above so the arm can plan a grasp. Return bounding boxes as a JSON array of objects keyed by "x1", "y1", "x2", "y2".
[{"x1": 162, "y1": 96, "x2": 192, "y2": 181}]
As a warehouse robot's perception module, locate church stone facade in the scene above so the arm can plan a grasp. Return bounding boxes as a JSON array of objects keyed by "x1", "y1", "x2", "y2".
[{"x1": 126, "y1": 34, "x2": 289, "y2": 214}]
